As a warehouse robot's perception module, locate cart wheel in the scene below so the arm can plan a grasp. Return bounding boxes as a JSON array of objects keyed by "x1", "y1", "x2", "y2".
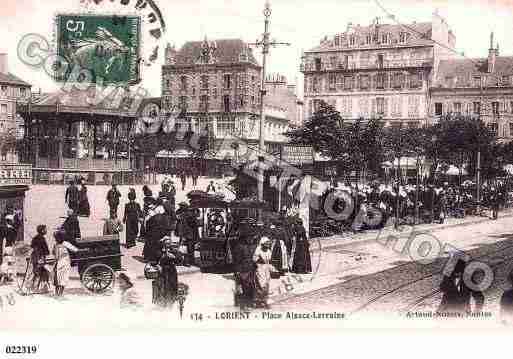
[{"x1": 81, "y1": 264, "x2": 115, "y2": 293}]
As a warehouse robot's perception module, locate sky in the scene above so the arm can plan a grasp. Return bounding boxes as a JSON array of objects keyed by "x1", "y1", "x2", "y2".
[{"x1": 1, "y1": 0, "x2": 513, "y2": 97}]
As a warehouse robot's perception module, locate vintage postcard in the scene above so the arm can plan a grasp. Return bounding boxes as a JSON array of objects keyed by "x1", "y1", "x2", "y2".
[{"x1": 1, "y1": 0, "x2": 513, "y2": 352}]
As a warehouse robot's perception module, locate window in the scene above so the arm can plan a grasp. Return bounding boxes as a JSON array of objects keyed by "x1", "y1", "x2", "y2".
[
  {"x1": 223, "y1": 74, "x2": 232, "y2": 89},
  {"x1": 509, "y1": 123, "x2": 513, "y2": 137},
  {"x1": 20, "y1": 88, "x2": 26, "y2": 97},
  {"x1": 223, "y1": 95, "x2": 231, "y2": 112},
  {"x1": 342, "y1": 55, "x2": 349, "y2": 69},
  {"x1": 435, "y1": 102, "x2": 443, "y2": 116},
  {"x1": 454, "y1": 102, "x2": 462, "y2": 114},
  {"x1": 488, "y1": 122, "x2": 498, "y2": 134},
  {"x1": 492, "y1": 101, "x2": 500, "y2": 115},
  {"x1": 1, "y1": 86, "x2": 7, "y2": 94},
  {"x1": 349, "y1": 35, "x2": 356, "y2": 46},
  {"x1": 409, "y1": 72, "x2": 422, "y2": 88},
  {"x1": 179, "y1": 96, "x2": 188, "y2": 112},
  {"x1": 329, "y1": 56, "x2": 337, "y2": 69},
  {"x1": 201, "y1": 75, "x2": 209, "y2": 89},
  {"x1": 445, "y1": 76, "x2": 454, "y2": 87},
  {"x1": 376, "y1": 73, "x2": 385, "y2": 89},
  {"x1": 328, "y1": 73, "x2": 336, "y2": 91},
  {"x1": 312, "y1": 77, "x2": 320, "y2": 92},
  {"x1": 199, "y1": 95, "x2": 209, "y2": 112},
  {"x1": 212, "y1": 88, "x2": 217, "y2": 98},
  {"x1": 381, "y1": 33, "x2": 388, "y2": 44},
  {"x1": 180, "y1": 76, "x2": 187, "y2": 91},
  {"x1": 0, "y1": 104, "x2": 6, "y2": 114},
  {"x1": 473, "y1": 102, "x2": 481, "y2": 115},
  {"x1": 377, "y1": 54, "x2": 384, "y2": 69},
  {"x1": 501, "y1": 76, "x2": 510, "y2": 86},
  {"x1": 359, "y1": 75, "x2": 370, "y2": 90},
  {"x1": 344, "y1": 76, "x2": 353, "y2": 90},
  {"x1": 192, "y1": 87, "x2": 196, "y2": 95},
  {"x1": 511, "y1": 101, "x2": 513, "y2": 114},
  {"x1": 314, "y1": 58, "x2": 322, "y2": 71},
  {"x1": 238, "y1": 74, "x2": 245, "y2": 89},
  {"x1": 393, "y1": 73, "x2": 404, "y2": 88},
  {"x1": 313, "y1": 99, "x2": 323, "y2": 113},
  {"x1": 238, "y1": 95, "x2": 244, "y2": 108},
  {"x1": 365, "y1": 34, "x2": 371, "y2": 45},
  {"x1": 399, "y1": 32, "x2": 409, "y2": 43},
  {"x1": 334, "y1": 36, "x2": 340, "y2": 46},
  {"x1": 473, "y1": 76, "x2": 481, "y2": 88},
  {"x1": 407, "y1": 121, "x2": 418, "y2": 129},
  {"x1": 376, "y1": 97, "x2": 385, "y2": 115}
]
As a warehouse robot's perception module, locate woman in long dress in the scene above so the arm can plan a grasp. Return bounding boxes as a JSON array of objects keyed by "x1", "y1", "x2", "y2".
[
  {"x1": 123, "y1": 190, "x2": 142, "y2": 249},
  {"x1": 291, "y1": 219, "x2": 312, "y2": 274},
  {"x1": 78, "y1": 182, "x2": 90, "y2": 217},
  {"x1": 253, "y1": 237, "x2": 272, "y2": 309},
  {"x1": 30, "y1": 225, "x2": 51, "y2": 292},
  {"x1": 52, "y1": 230, "x2": 83, "y2": 297},
  {"x1": 153, "y1": 237, "x2": 183, "y2": 308}
]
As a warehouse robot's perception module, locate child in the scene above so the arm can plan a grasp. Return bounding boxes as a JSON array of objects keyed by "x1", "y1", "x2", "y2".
[
  {"x1": 0, "y1": 246, "x2": 15, "y2": 285},
  {"x1": 52, "y1": 230, "x2": 85, "y2": 297}
]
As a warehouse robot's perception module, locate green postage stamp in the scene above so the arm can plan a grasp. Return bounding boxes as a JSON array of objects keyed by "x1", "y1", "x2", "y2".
[{"x1": 55, "y1": 14, "x2": 141, "y2": 85}]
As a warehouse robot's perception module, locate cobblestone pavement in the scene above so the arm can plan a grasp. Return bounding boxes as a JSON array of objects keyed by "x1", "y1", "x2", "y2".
[{"x1": 272, "y1": 216, "x2": 513, "y2": 321}]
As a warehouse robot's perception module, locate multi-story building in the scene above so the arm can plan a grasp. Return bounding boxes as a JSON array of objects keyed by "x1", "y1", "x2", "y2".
[
  {"x1": 162, "y1": 38, "x2": 292, "y2": 153},
  {"x1": 301, "y1": 13, "x2": 455, "y2": 127},
  {"x1": 0, "y1": 53, "x2": 31, "y2": 161},
  {"x1": 430, "y1": 33, "x2": 513, "y2": 140}
]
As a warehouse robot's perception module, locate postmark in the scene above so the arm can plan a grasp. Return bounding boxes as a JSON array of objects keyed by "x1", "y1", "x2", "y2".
[{"x1": 55, "y1": 14, "x2": 141, "y2": 85}]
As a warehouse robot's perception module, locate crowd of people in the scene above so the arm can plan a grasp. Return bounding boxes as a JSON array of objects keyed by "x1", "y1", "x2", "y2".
[{"x1": 312, "y1": 179, "x2": 512, "y2": 236}]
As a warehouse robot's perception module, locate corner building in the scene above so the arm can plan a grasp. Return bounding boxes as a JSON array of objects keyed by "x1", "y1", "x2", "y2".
[{"x1": 301, "y1": 13, "x2": 455, "y2": 127}]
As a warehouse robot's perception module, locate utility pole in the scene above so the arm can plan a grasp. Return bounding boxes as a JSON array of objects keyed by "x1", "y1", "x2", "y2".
[{"x1": 249, "y1": 1, "x2": 290, "y2": 222}]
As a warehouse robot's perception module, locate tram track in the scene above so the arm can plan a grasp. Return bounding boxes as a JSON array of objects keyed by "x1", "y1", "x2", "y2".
[{"x1": 352, "y1": 242, "x2": 513, "y2": 315}]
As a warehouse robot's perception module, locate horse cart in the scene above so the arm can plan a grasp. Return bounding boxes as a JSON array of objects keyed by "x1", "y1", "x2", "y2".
[{"x1": 19, "y1": 234, "x2": 122, "y2": 295}]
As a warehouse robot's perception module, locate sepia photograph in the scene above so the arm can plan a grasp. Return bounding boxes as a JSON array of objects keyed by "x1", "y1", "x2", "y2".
[{"x1": 1, "y1": 0, "x2": 513, "y2": 354}]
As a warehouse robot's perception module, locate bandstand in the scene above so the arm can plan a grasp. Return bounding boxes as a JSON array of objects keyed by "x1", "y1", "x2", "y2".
[{"x1": 17, "y1": 89, "x2": 151, "y2": 185}]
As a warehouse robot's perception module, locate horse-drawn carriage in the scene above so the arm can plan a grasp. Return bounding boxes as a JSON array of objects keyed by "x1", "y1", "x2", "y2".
[
  {"x1": 186, "y1": 191, "x2": 268, "y2": 274},
  {"x1": 19, "y1": 234, "x2": 123, "y2": 295}
]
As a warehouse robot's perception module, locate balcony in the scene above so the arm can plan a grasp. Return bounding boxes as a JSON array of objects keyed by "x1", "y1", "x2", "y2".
[{"x1": 301, "y1": 58, "x2": 433, "y2": 73}]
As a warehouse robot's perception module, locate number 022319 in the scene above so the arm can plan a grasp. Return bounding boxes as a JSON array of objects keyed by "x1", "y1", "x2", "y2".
[{"x1": 4, "y1": 346, "x2": 38, "y2": 354}]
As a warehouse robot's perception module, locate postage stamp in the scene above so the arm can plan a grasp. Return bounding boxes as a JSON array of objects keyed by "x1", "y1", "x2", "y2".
[{"x1": 55, "y1": 14, "x2": 141, "y2": 85}]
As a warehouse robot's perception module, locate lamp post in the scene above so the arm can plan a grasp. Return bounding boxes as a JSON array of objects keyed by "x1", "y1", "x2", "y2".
[{"x1": 249, "y1": 1, "x2": 290, "y2": 222}]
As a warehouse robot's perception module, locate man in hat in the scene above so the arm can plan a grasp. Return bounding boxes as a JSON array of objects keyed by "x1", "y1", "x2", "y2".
[
  {"x1": 143, "y1": 202, "x2": 168, "y2": 263},
  {"x1": 65, "y1": 180, "x2": 79, "y2": 213},
  {"x1": 61, "y1": 209, "x2": 81, "y2": 245},
  {"x1": 106, "y1": 184, "x2": 122, "y2": 218}
]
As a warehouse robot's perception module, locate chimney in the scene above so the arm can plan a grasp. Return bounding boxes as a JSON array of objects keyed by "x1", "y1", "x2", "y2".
[
  {"x1": 488, "y1": 32, "x2": 496, "y2": 73},
  {"x1": 0, "y1": 54, "x2": 8, "y2": 74}
]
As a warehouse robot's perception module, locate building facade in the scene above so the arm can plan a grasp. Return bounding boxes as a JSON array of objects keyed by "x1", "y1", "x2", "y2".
[
  {"x1": 430, "y1": 33, "x2": 513, "y2": 140},
  {"x1": 301, "y1": 13, "x2": 455, "y2": 127},
  {"x1": 0, "y1": 53, "x2": 31, "y2": 162},
  {"x1": 161, "y1": 38, "x2": 292, "y2": 155}
]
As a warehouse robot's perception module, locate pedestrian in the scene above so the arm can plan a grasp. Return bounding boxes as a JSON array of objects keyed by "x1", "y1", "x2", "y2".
[
  {"x1": 269, "y1": 221, "x2": 288, "y2": 277},
  {"x1": 52, "y1": 230, "x2": 85, "y2": 298},
  {"x1": 178, "y1": 207, "x2": 200, "y2": 267},
  {"x1": 232, "y1": 232, "x2": 257, "y2": 309},
  {"x1": 103, "y1": 211, "x2": 124, "y2": 236},
  {"x1": 123, "y1": 190, "x2": 142, "y2": 248},
  {"x1": 192, "y1": 167, "x2": 199, "y2": 188},
  {"x1": 500, "y1": 270, "x2": 513, "y2": 324},
  {"x1": 206, "y1": 180, "x2": 216, "y2": 194},
  {"x1": 142, "y1": 202, "x2": 168, "y2": 264},
  {"x1": 65, "y1": 180, "x2": 79, "y2": 214},
  {"x1": 153, "y1": 236, "x2": 183, "y2": 309},
  {"x1": 291, "y1": 219, "x2": 312, "y2": 274},
  {"x1": 106, "y1": 183, "x2": 122, "y2": 217},
  {"x1": 253, "y1": 236, "x2": 272, "y2": 309},
  {"x1": 29, "y1": 225, "x2": 51, "y2": 292},
  {"x1": 61, "y1": 209, "x2": 81, "y2": 245},
  {"x1": 78, "y1": 181, "x2": 90, "y2": 217},
  {"x1": 180, "y1": 170, "x2": 187, "y2": 191},
  {"x1": 118, "y1": 272, "x2": 142, "y2": 310},
  {"x1": 437, "y1": 257, "x2": 484, "y2": 314}
]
